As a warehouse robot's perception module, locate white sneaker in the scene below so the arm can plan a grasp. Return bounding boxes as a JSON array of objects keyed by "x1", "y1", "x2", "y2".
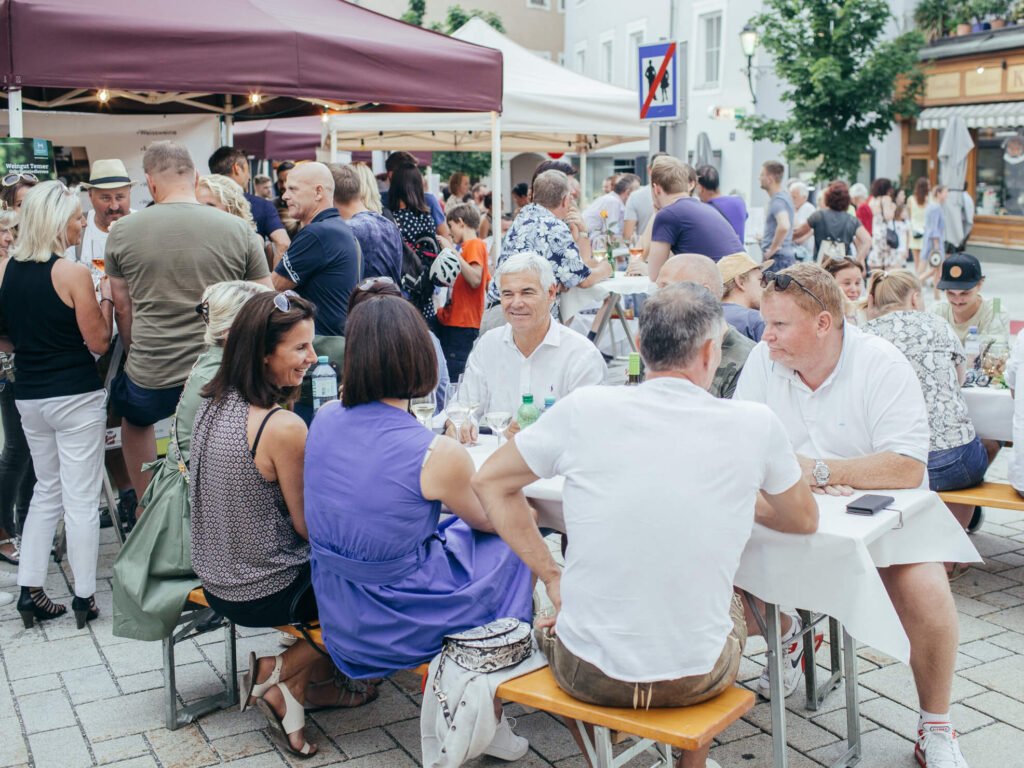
[
  {"x1": 756, "y1": 613, "x2": 823, "y2": 698},
  {"x1": 916, "y1": 722, "x2": 968, "y2": 767},
  {"x1": 483, "y1": 714, "x2": 529, "y2": 761},
  {"x1": 0, "y1": 591, "x2": 12, "y2": 608}
]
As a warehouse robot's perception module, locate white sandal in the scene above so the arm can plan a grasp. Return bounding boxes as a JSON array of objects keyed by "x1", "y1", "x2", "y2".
[
  {"x1": 257, "y1": 682, "x2": 316, "y2": 758},
  {"x1": 239, "y1": 652, "x2": 282, "y2": 712}
]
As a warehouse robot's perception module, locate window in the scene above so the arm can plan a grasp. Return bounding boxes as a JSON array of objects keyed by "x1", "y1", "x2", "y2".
[
  {"x1": 527, "y1": 0, "x2": 551, "y2": 8},
  {"x1": 558, "y1": 0, "x2": 566, "y2": 11},
  {"x1": 975, "y1": 128, "x2": 1024, "y2": 217},
  {"x1": 600, "y1": 35, "x2": 614, "y2": 83},
  {"x1": 699, "y1": 11, "x2": 722, "y2": 88},
  {"x1": 574, "y1": 42, "x2": 587, "y2": 74},
  {"x1": 558, "y1": 52, "x2": 566, "y2": 66},
  {"x1": 626, "y1": 25, "x2": 645, "y2": 86}
]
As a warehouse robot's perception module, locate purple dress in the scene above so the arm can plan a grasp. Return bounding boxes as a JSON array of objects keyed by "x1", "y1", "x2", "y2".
[{"x1": 304, "y1": 401, "x2": 533, "y2": 679}]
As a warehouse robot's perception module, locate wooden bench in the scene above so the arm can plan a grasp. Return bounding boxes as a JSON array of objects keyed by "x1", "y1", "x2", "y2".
[
  {"x1": 938, "y1": 481, "x2": 1024, "y2": 512},
  {"x1": 168, "y1": 589, "x2": 754, "y2": 766}
]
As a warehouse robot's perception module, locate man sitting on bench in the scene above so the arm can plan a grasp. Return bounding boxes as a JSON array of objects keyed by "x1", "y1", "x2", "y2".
[{"x1": 474, "y1": 283, "x2": 818, "y2": 768}]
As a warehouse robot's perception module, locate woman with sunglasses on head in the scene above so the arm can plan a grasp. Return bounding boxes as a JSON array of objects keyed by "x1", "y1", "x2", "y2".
[
  {"x1": 821, "y1": 256, "x2": 868, "y2": 327},
  {"x1": 303, "y1": 294, "x2": 533, "y2": 760},
  {"x1": 188, "y1": 291, "x2": 376, "y2": 759},
  {"x1": 863, "y1": 270, "x2": 988, "y2": 556},
  {"x1": 0, "y1": 172, "x2": 39, "y2": 212},
  {"x1": 349, "y1": 275, "x2": 449, "y2": 411},
  {"x1": 112, "y1": 281, "x2": 269, "y2": 640},
  {"x1": 0, "y1": 181, "x2": 113, "y2": 628}
]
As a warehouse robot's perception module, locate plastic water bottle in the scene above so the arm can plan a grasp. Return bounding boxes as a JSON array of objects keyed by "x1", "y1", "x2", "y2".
[
  {"x1": 542, "y1": 394, "x2": 556, "y2": 413},
  {"x1": 965, "y1": 326, "x2": 981, "y2": 370},
  {"x1": 311, "y1": 356, "x2": 338, "y2": 411},
  {"x1": 516, "y1": 394, "x2": 541, "y2": 429}
]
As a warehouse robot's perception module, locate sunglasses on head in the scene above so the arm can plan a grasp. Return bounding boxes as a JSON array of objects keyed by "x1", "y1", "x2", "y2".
[
  {"x1": 195, "y1": 300, "x2": 209, "y2": 323},
  {"x1": 761, "y1": 270, "x2": 827, "y2": 311},
  {"x1": 273, "y1": 289, "x2": 299, "y2": 313},
  {"x1": 356, "y1": 275, "x2": 396, "y2": 292},
  {"x1": 1, "y1": 172, "x2": 38, "y2": 188}
]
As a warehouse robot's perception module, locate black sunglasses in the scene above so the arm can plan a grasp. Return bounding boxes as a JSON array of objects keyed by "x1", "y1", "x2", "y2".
[{"x1": 761, "y1": 270, "x2": 827, "y2": 311}]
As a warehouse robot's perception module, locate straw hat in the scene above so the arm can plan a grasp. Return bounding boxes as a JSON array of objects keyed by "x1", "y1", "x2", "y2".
[
  {"x1": 717, "y1": 252, "x2": 772, "y2": 285},
  {"x1": 81, "y1": 159, "x2": 138, "y2": 190}
]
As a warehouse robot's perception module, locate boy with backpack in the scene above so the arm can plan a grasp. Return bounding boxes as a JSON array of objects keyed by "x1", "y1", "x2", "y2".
[{"x1": 435, "y1": 203, "x2": 490, "y2": 381}]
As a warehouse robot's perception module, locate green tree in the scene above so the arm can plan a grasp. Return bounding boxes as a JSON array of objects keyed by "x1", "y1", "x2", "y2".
[
  {"x1": 430, "y1": 5, "x2": 506, "y2": 34},
  {"x1": 401, "y1": 0, "x2": 426, "y2": 26},
  {"x1": 738, "y1": 0, "x2": 925, "y2": 182},
  {"x1": 430, "y1": 151, "x2": 493, "y2": 183}
]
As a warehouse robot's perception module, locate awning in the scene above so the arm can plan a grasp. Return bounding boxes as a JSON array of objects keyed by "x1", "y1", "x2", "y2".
[{"x1": 917, "y1": 102, "x2": 1024, "y2": 130}]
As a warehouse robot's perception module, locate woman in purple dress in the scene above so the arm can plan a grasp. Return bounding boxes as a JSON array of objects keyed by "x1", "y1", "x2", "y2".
[{"x1": 305, "y1": 295, "x2": 532, "y2": 680}]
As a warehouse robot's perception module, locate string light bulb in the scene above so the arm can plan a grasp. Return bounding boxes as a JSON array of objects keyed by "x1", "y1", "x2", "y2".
[
  {"x1": 97, "y1": 89, "x2": 110, "y2": 104},
  {"x1": 248, "y1": 92, "x2": 262, "y2": 105}
]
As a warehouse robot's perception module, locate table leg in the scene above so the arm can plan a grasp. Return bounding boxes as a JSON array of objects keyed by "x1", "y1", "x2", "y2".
[
  {"x1": 587, "y1": 295, "x2": 616, "y2": 346},
  {"x1": 612, "y1": 296, "x2": 637, "y2": 353},
  {"x1": 593, "y1": 725, "x2": 615, "y2": 768},
  {"x1": 841, "y1": 627, "x2": 862, "y2": 766},
  {"x1": 765, "y1": 603, "x2": 789, "y2": 768}
]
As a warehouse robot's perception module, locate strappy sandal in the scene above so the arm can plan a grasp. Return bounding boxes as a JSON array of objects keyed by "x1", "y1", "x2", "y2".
[
  {"x1": 0, "y1": 538, "x2": 19, "y2": 565},
  {"x1": 304, "y1": 671, "x2": 379, "y2": 712},
  {"x1": 239, "y1": 652, "x2": 283, "y2": 712},
  {"x1": 256, "y1": 682, "x2": 317, "y2": 758},
  {"x1": 947, "y1": 563, "x2": 970, "y2": 582}
]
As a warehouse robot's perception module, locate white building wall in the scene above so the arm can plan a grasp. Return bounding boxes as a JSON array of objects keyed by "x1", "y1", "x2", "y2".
[{"x1": 566, "y1": 0, "x2": 922, "y2": 205}]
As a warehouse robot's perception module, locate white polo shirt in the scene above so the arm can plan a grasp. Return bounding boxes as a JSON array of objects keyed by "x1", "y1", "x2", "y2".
[
  {"x1": 516, "y1": 377, "x2": 802, "y2": 682},
  {"x1": 460, "y1": 319, "x2": 606, "y2": 415},
  {"x1": 734, "y1": 325, "x2": 929, "y2": 486}
]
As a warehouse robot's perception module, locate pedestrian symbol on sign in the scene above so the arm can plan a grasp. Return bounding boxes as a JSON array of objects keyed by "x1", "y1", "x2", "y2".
[{"x1": 637, "y1": 42, "x2": 680, "y2": 121}]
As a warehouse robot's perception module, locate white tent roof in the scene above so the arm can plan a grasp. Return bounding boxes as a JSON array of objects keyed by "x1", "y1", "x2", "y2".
[{"x1": 327, "y1": 18, "x2": 647, "y2": 153}]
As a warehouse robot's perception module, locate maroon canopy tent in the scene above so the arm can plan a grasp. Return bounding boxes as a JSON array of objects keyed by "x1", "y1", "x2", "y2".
[
  {"x1": 0, "y1": 0, "x2": 502, "y2": 124},
  {"x1": 234, "y1": 117, "x2": 325, "y2": 160}
]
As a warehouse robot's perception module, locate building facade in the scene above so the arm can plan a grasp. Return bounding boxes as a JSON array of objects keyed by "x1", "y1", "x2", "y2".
[{"x1": 353, "y1": 0, "x2": 565, "y2": 62}]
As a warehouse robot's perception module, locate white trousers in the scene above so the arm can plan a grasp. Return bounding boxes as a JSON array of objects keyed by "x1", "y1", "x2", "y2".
[{"x1": 16, "y1": 390, "x2": 106, "y2": 598}]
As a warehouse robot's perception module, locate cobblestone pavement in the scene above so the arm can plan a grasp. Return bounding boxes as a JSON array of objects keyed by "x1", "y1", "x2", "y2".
[{"x1": 2, "y1": 261, "x2": 1024, "y2": 768}]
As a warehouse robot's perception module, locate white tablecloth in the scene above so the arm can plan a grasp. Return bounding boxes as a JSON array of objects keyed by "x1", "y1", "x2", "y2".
[
  {"x1": 467, "y1": 436, "x2": 979, "y2": 664},
  {"x1": 559, "y1": 274, "x2": 654, "y2": 323},
  {"x1": 963, "y1": 386, "x2": 1013, "y2": 442}
]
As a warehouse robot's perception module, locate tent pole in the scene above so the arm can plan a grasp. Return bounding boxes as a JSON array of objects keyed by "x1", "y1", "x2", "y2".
[
  {"x1": 490, "y1": 111, "x2": 502, "y2": 265},
  {"x1": 222, "y1": 95, "x2": 234, "y2": 145},
  {"x1": 331, "y1": 129, "x2": 338, "y2": 163},
  {"x1": 8, "y1": 88, "x2": 23, "y2": 138},
  {"x1": 579, "y1": 140, "x2": 588, "y2": 203}
]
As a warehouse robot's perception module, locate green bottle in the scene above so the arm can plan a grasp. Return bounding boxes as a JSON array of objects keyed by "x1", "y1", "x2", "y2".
[
  {"x1": 626, "y1": 352, "x2": 642, "y2": 385},
  {"x1": 516, "y1": 394, "x2": 541, "y2": 429}
]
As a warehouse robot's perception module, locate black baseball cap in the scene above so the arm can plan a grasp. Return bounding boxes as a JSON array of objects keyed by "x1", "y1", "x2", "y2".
[{"x1": 938, "y1": 252, "x2": 983, "y2": 291}]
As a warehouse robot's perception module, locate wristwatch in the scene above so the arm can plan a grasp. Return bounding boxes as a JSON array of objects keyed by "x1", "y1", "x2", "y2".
[{"x1": 812, "y1": 460, "x2": 831, "y2": 487}]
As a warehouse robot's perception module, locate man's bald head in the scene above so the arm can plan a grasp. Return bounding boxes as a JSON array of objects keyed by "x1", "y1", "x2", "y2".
[
  {"x1": 656, "y1": 253, "x2": 724, "y2": 300},
  {"x1": 283, "y1": 162, "x2": 335, "y2": 225}
]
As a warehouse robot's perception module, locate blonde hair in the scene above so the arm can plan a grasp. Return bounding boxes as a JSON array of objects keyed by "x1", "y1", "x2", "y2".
[
  {"x1": 650, "y1": 157, "x2": 695, "y2": 195},
  {"x1": 200, "y1": 280, "x2": 271, "y2": 346},
  {"x1": 866, "y1": 269, "x2": 920, "y2": 316},
  {"x1": 10, "y1": 181, "x2": 80, "y2": 263},
  {"x1": 198, "y1": 175, "x2": 256, "y2": 229},
  {"x1": 0, "y1": 207, "x2": 17, "y2": 232},
  {"x1": 353, "y1": 163, "x2": 382, "y2": 213},
  {"x1": 764, "y1": 262, "x2": 846, "y2": 326}
]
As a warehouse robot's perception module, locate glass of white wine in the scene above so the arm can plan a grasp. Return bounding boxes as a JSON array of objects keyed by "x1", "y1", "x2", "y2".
[
  {"x1": 446, "y1": 383, "x2": 471, "y2": 442},
  {"x1": 483, "y1": 410, "x2": 513, "y2": 445},
  {"x1": 410, "y1": 390, "x2": 436, "y2": 429}
]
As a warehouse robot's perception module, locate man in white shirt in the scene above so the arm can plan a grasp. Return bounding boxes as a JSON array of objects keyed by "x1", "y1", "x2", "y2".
[
  {"x1": 582, "y1": 173, "x2": 640, "y2": 241},
  {"x1": 64, "y1": 159, "x2": 136, "y2": 274},
  {"x1": 788, "y1": 180, "x2": 816, "y2": 261},
  {"x1": 474, "y1": 283, "x2": 816, "y2": 768},
  {"x1": 734, "y1": 263, "x2": 968, "y2": 768},
  {"x1": 454, "y1": 252, "x2": 606, "y2": 440}
]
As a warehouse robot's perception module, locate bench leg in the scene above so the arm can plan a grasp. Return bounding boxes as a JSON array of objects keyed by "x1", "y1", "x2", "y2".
[
  {"x1": 592, "y1": 725, "x2": 615, "y2": 768},
  {"x1": 223, "y1": 619, "x2": 238, "y2": 707},
  {"x1": 162, "y1": 608, "x2": 239, "y2": 730},
  {"x1": 162, "y1": 634, "x2": 179, "y2": 730},
  {"x1": 765, "y1": 603, "x2": 789, "y2": 768},
  {"x1": 827, "y1": 626, "x2": 862, "y2": 768}
]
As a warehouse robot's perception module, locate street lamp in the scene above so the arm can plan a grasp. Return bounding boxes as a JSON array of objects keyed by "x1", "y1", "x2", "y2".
[{"x1": 740, "y1": 23, "x2": 759, "y2": 105}]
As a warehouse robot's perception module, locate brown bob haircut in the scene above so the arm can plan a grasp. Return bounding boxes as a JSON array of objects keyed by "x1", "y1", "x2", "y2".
[
  {"x1": 342, "y1": 295, "x2": 437, "y2": 407},
  {"x1": 201, "y1": 291, "x2": 316, "y2": 409}
]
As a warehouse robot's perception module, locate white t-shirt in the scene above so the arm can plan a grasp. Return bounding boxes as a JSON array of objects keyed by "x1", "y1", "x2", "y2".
[
  {"x1": 64, "y1": 209, "x2": 134, "y2": 278},
  {"x1": 460, "y1": 319, "x2": 606, "y2": 415},
  {"x1": 794, "y1": 200, "x2": 816, "y2": 245},
  {"x1": 515, "y1": 377, "x2": 802, "y2": 682},
  {"x1": 1006, "y1": 330, "x2": 1024, "y2": 492},
  {"x1": 582, "y1": 192, "x2": 627, "y2": 238},
  {"x1": 734, "y1": 325, "x2": 929, "y2": 486}
]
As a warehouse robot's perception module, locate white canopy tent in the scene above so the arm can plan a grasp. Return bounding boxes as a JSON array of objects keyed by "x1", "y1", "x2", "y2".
[{"x1": 326, "y1": 18, "x2": 648, "y2": 246}]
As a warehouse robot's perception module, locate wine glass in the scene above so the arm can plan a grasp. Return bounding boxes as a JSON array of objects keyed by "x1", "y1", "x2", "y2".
[
  {"x1": 483, "y1": 410, "x2": 513, "y2": 445},
  {"x1": 410, "y1": 390, "x2": 436, "y2": 429},
  {"x1": 446, "y1": 383, "x2": 470, "y2": 441}
]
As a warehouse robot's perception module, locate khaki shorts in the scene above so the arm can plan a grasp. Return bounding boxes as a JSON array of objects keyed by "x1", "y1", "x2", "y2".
[{"x1": 536, "y1": 593, "x2": 746, "y2": 709}]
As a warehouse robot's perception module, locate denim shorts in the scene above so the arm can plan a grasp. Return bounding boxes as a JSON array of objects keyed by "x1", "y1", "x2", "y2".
[
  {"x1": 928, "y1": 436, "x2": 989, "y2": 492},
  {"x1": 109, "y1": 372, "x2": 183, "y2": 428}
]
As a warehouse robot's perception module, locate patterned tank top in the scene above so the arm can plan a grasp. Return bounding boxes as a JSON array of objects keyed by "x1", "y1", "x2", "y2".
[{"x1": 189, "y1": 388, "x2": 308, "y2": 602}]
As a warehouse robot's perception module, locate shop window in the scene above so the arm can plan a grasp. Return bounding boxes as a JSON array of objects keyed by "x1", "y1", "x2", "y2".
[{"x1": 975, "y1": 129, "x2": 1024, "y2": 217}]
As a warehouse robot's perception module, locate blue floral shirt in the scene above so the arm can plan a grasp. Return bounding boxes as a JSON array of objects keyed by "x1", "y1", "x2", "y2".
[{"x1": 486, "y1": 204, "x2": 591, "y2": 314}]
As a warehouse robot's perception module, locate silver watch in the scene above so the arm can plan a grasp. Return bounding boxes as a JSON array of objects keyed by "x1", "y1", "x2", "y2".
[{"x1": 812, "y1": 460, "x2": 831, "y2": 487}]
